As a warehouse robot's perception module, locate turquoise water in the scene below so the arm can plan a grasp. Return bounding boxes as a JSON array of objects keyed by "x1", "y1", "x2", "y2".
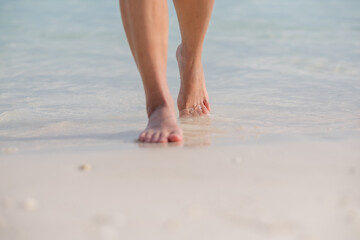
[{"x1": 1, "y1": 0, "x2": 360, "y2": 151}]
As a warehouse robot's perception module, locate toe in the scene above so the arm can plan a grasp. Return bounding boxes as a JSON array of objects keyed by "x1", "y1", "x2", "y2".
[
  {"x1": 158, "y1": 132, "x2": 168, "y2": 143},
  {"x1": 144, "y1": 132, "x2": 152, "y2": 143},
  {"x1": 201, "y1": 103, "x2": 210, "y2": 115},
  {"x1": 168, "y1": 130, "x2": 183, "y2": 142},
  {"x1": 203, "y1": 99, "x2": 211, "y2": 112},
  {"x1": 151, "y1": 132, "x2": 160, "y2": 143},
  {"x1": 179, "y1": 109, "x2": 190, "y2": 118},
  {"x1": 195, "y1": 105, "x2": 204, "y2": 116},
  {"x1": 138, "y1": 131, "x2": 146, "y2": 142}
]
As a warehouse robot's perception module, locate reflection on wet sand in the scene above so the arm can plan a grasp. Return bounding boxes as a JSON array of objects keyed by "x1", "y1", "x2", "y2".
[
  {"x1": 180, "y1": 115, "x2": 223, "y2": 147},
  {"x1": 137, "y1": 141, "x2": 183, "y2": 148}
]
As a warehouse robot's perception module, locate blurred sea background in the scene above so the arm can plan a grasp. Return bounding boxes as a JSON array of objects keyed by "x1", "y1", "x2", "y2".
[{"x1": 1, "y1": 0, "x2": 360, "y2": 151}]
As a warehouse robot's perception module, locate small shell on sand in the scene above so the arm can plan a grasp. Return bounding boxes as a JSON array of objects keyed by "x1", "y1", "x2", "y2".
[
  {"x1": 19, "y1": 198, "x2": 38, "y2": 211},
  {"x1": 2, "y1": 147, "x2": 18, "y2": 154},
  {"x1": 79, "y1": 164, "x2": 92, "y2": 172}
]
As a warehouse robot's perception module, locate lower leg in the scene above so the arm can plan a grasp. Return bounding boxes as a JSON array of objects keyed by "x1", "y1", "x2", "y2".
[
  {"x1": 119, "y1": 0, "x2": 182, "y2": 143},
  {"x1": 173, "y1": 0, "x2": 215, "y2": 116}
]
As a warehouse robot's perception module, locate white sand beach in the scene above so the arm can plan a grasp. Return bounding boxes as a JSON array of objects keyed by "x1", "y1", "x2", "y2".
[{"x1": 1, "y1": 139, "x2": 360, "y2": 240}]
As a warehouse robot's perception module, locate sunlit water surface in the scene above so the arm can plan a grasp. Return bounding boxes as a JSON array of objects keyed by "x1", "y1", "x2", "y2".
[{"x1": 1, "y1": 0, "x2": 359, "y2": 151}]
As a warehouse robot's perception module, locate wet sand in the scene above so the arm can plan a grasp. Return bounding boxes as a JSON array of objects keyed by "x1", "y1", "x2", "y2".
[{"x1": 1, "y1": 139, "x2": 359, "y2": 240}]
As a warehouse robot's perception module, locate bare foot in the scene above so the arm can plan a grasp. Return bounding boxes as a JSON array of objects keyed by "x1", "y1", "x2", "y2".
[
  {"x1": 176, "y1": 44, "x2": 210, "y2": 117},
  {"x1": 138, "y1": 104, "x2": 183, "y2": 143}
]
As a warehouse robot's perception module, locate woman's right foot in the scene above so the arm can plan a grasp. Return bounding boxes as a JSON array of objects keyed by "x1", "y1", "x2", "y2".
[
  {"x1": 176, "y1": 44, "x2": 211, "y2": 117},
  {"x1": 138, "y1": 103, "x2": 183, "y2": 143}
]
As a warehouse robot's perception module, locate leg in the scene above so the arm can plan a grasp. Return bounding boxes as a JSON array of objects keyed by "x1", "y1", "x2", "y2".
[
  {"x1": 119, "y1": 0, "x2": 182, "y2": 143},
  {"x1": 173, "y1": 0, "x2": 215, "y2": 117}
]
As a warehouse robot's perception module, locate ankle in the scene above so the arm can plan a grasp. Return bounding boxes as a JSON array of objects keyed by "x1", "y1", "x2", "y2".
[{"x1": 146, "y1": 95, "x2": 174, "y2": 117}]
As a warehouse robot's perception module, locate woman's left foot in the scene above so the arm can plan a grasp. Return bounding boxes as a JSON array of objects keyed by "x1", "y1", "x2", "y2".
[{"x1": 176, "y1": 44, "x2": 210, "y2": 117}]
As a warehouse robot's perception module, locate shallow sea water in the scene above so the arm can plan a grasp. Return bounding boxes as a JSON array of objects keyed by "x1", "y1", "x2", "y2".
[{"x1": 1, "y1": 0, "x2": 360, "y2": 151}]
